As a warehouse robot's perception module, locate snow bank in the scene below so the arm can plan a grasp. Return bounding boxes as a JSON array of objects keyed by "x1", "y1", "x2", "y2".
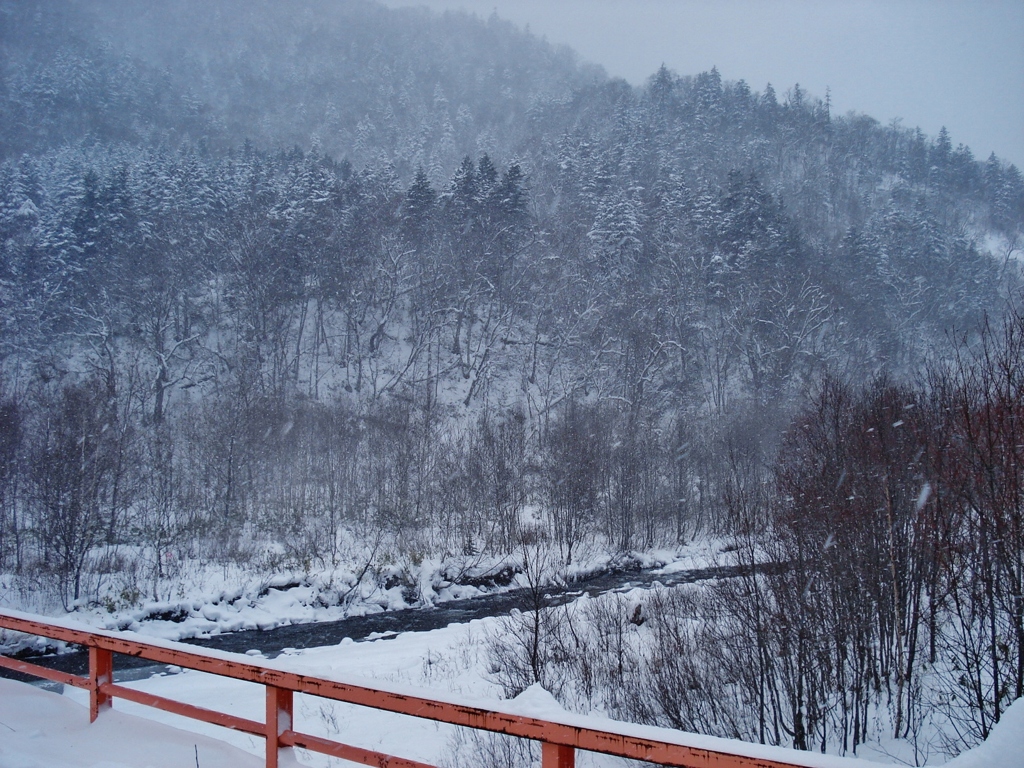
[
  {"x1": 0, "y1": 677, "x2": 265, "y2": 768},
  {"x1": 506, "y1": 682, "x2": 567, "y2": 719},
  {"x1": 944, "y1": 697, "x2": 1024, "y2": 767}
]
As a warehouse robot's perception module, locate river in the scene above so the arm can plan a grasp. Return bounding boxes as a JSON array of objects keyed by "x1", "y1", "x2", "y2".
[{"x1": 3, "y1": 560, "x2": 781, "y2": 687}]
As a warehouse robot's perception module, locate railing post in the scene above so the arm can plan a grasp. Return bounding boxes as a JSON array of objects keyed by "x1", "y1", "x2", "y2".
[
  {"x1": 89, "y1": 646, "x2": 113, "y2": 722},
  {"x1": 541, "y1": 742, "x2": 575, "y2": 768},
  {"x1": 265, "y1": 685, "x2": 293, "y2": 768}
]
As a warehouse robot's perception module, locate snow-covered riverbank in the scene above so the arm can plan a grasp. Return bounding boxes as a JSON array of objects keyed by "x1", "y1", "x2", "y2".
[{"x1": 0, "y1": 540, "x2": 727, "y2": 652}]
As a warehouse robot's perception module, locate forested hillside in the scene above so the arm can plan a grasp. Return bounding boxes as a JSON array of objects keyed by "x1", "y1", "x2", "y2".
[{"x1": 1, "y1": 0, "x2": 1022, "y2": 759}]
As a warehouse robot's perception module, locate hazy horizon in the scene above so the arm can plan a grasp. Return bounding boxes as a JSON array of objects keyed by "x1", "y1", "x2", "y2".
[{"x1": 381, "y1": 0, "x2": 1024, "y2": 169}]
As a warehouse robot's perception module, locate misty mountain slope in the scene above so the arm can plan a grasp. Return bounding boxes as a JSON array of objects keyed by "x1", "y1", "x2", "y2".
[
  {"x1": 520, "y1": 67, "x2": 1022, "y2": 385},
  {"x1": 1, "y1": 0, "x2": 1021, "y2": 518},
  {"x1": 4, "y1": 0, "x2": 1020, "y2": 282},
  {"x1": 85, "y1": 0, "x2": 601, "y2": 175},
  {"x1": 0, "y1": 82, "x2": 1019, "y2": 562},
  {"x1": 1, "y1": 0, "x2": 600, "y2": 171},
  {"x1": 0, "y1": 0, "x2": 215, "y2": 158}
]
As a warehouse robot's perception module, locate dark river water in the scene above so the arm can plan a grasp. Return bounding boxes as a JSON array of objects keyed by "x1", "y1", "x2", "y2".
[{"x1": 3, "y1": 561, "x2": 780, "y2": 686}]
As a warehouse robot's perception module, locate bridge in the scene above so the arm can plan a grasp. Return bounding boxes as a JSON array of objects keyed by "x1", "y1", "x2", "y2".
[{"x1": 0, "y1": 608, "x2": 879, "y2": 768}]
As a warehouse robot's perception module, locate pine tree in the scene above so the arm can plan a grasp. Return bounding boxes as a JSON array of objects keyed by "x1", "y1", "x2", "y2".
[{"x1": 402, "y1": 167, "x2": 437, "y2": 251}]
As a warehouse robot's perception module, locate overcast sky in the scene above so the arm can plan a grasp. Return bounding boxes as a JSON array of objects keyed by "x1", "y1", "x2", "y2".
[{"x1": 381, "y1": 0, "x2": 1024, "y2": 169}]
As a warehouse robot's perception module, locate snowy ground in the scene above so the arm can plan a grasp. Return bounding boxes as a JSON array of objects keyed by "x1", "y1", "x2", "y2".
[
  {"x1": 2, "y1": 538, "x2": 1021, "y2": 767},
  {"x1": 2, "y1": 610, "x2": 1022, "y2": 767},
  {"x1": 0, "y1": 677, "x2": 263, "y2": 768},
  {"x1": 2, "y1": 618, "x2": 1024, "y2": 765}
]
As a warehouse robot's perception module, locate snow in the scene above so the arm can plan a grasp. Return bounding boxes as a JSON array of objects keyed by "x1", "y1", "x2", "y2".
[
  {"x1": 944, "y1": 698, "x2": 1024, "y2": 768},
  {"x1": 506, "y1": 682, "x2": 568, "y2": 719},
  {"x1": 0, "y1": 677, "x2": 264, "y2": 768},
  {"x1": 0, "y1": 612, "x2": 1021, "y2": 766},
  {"x1": 1, "y1": 539, "x2": 1018, "y2": 766},
  {"x1": 980, "y1": 231, "x2": 1022, "y2": 264}
]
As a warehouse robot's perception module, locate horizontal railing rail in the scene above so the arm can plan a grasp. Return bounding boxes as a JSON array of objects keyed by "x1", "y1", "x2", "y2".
[{"x1": 0, "y1": 608, "x2": 874, "y2": 768}]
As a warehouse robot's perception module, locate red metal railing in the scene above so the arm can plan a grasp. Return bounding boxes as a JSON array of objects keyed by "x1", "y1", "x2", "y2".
[{"x1": 0, "y1": 608, "x2": 867, "y2": 768}]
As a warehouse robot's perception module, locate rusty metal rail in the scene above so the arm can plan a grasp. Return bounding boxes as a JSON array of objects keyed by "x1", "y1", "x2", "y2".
[{"x1": 0, "y1": 608, "x2": 865, "y2": 768}]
